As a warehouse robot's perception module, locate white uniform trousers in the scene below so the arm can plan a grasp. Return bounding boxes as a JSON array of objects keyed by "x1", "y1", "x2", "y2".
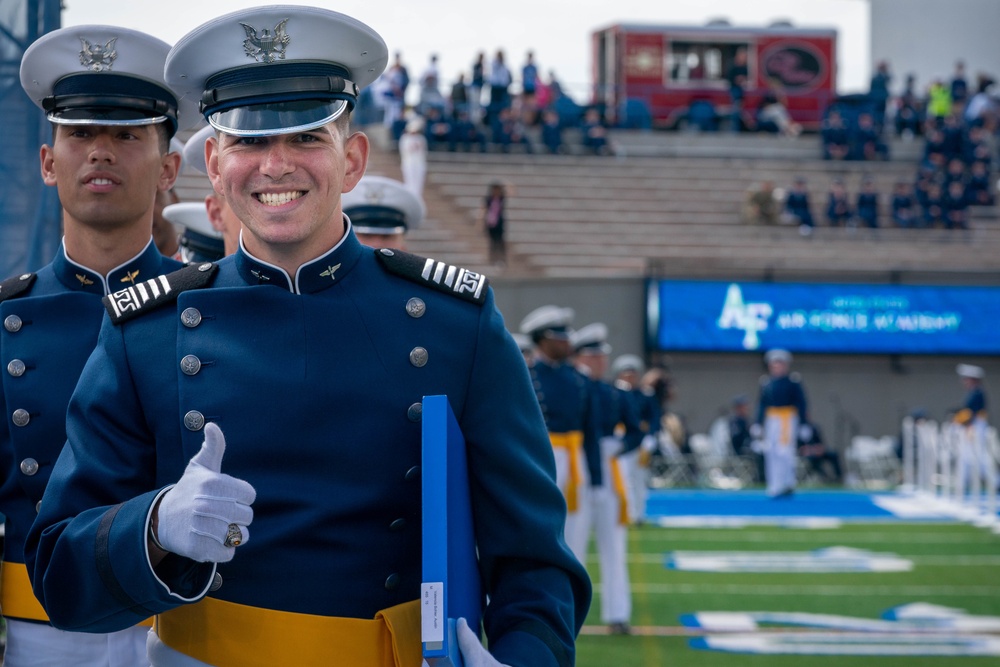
[
  {"x1": 4, "y1": 619, "x2": 149, "y2": 667},
  {"x1": 580, "y1": 437, "x2": 632, "y2": 624},
  {"x1": 763, "y1": 409, "x2": 799, "y2": 496},
  {"x1": 957, "y1": 418, "x2": 996, "y2": 501}
]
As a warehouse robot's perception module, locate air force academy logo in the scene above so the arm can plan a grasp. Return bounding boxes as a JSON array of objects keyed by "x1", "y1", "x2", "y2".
[{"x1": 717, "y1": 284, "x2": 773, "y2": 350}]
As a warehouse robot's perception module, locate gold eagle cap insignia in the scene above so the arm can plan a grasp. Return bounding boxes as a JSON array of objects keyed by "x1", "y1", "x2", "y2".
[
  {"x1": 240, "y1": 19, "x2": 290, "y2": 63},
  {"x1": 79, "y1": 37, "x2": 118, "y2": 72}
]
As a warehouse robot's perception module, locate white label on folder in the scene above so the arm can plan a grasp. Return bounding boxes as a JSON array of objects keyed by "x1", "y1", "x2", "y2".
[{"x1": 421, "y1": 582, "x2": 445, "y2": 643}]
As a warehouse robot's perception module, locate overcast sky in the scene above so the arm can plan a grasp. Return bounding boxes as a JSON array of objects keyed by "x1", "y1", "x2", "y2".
[{"x1": 62, "y1": 0, "x2": 872, "y2": 100}]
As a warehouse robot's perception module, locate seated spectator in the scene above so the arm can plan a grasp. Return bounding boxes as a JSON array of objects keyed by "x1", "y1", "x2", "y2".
[
  {"x1": 855, "y1": 177, "x2": 880, "y2": 228},
  {"x1": 921, "y1": 181, "x2": 945, "y2": 227},
  {"x1": 942, "y1": 180, "x2": 970, "y2": 229},
  {"x1": 821, "y1": 109, "x2": 850, "y2": 160},
  {"x1": 939, "y1": 114, "x2": 966, "y2": 161},
  {"x1": 783, "y1": 177, "x2": 815, "y2": 235},
  {"x1": 967, "y1": 160, "x2": 995, "y2": 206},
  {"x1": 849, "y1": 112, "x2": 887, "y2": 160},
  {"x1": 891, "y1": 182, "x2": 918, "y2": 228},
  {"x1": 491, "y1": 106, "x2": 533, "y2": 153},
  {"x1": 826, "y1": 179, "x2": 853, "y2": 226},
  {"x1": 729, "y1": 394, "x2": 764, "y2": 483},
  {"x1": 921, "y1": 127, "x2": 948, "y2": 171},
  {"x1": 580, "y1": 107, "x2": 609, "y2": 155},
  {"x1": 965, "y1": 76, "x2": 996, "y2": 126},
  {"x1": 449, "y1": 73, "x2": 469, "y2": 119},
  {"x1": 450, "y1": 109, "x2": 487, "y2": 152},
  {"x1": 963, "y1": 125, "x2": 993, "y2": 164},
  {"x1": 797, "y1": 422, "x2": 842, "y2": 484},
  {"x1": 944, "y1": 157, "x2": 967, "y2": 188},
  {"x1": 927, "y1": 79, "x2": 953, "y2": 121},
  {"x1": 423, "y1": 106, "x2": 453, "y2": 150},
  {"x1": 756, "y1": 90, "x2": 801, "y2": 137},
  {"x1": 540, "y1": 108, "x2": 563, "y2": 154},
  {"x1": 744, "y1": 180, "x2": 779, "y2": 225},
  {"x1": 894, "y1": 73, "x2": 923, "y2": 139}
]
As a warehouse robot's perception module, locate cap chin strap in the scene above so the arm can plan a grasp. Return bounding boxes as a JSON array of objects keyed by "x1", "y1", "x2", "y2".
[{"x1": 200, "y1": 75, "x2": 358, "y2": 113}]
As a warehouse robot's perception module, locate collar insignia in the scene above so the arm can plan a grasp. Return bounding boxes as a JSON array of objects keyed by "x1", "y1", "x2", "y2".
[
  {"x1": 120, "y1": 270, "x2": 140, "y2": 285},
  {"x1": 75, "y1": 273, "x2": 95, "y2": 286},
  {"x1": 319, "y1": 263, "x2": 342, "y2": 280},
  {"x1": 241, "y1": 19, "x2": 290, "y2": 63},
  {"x1": 250, "y1": 269, "x2": 272, "y2": 282},
  {"x1": 79, "y1": 37, "x2": 118, "y2": 72}
]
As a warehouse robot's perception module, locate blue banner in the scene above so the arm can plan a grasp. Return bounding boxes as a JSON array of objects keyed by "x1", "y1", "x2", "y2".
[{"x1": 647, "y1": 280, "x2": 1000, "y2": 355}]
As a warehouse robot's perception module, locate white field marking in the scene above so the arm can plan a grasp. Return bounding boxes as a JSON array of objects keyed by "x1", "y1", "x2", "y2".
[
  {"x1": 663, "y1": 547, "x2": 913, "y2": 573},
  {"x1": 692, "y1": 632, "x2": 1000, "y2": 656},
  {"x1": 618, "y1": 553, "x2": 1000, "y2": 566},
  {"x1": 592, "y1": 583, "x2": 1000, "y2": 597},
  {"x1": 637, "y1": 529, "x2": 998, "y2": 544}
]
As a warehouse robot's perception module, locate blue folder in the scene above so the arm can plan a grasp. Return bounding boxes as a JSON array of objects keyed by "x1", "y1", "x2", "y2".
[{"x1": 421, "y1": 395, "x2": 483, "y2": 667}]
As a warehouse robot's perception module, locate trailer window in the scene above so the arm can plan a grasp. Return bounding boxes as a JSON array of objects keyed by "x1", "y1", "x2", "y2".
[{"x1": 667, "y1": 41, "x2": 751, "y2": 84}]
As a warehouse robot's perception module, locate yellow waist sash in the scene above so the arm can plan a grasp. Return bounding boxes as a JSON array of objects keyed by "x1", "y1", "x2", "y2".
[
  {"x1": 765, "y1": 406, "x2": 798, "y2": 446},
  {"x1": 549, "y1": 431, "x2": 584, "y2": 512},
  {"x1": 156, "y1": 597, "x2": 421, "y2": 667},
  {"x1": 609, "y1": 456, "x2": 630, "y2": 525},
  {"x1": 1, "y1": 561, "x2": 153, "y2": 626}
]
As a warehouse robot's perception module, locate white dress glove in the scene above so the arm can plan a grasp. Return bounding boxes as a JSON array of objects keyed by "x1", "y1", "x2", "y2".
[
  {"x1": 457, "y1": 617, "x2": 511, "y2": 667},
  {"x1": 798, "y1": 424, "x2": 814, "y2": 443},
  {"x1": 155, "y1": 423, "x2": 256, "y2": 563}
]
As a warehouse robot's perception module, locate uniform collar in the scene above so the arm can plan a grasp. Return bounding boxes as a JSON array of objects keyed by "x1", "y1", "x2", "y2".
[
  {"x1": 54, "y1": 237, "x2": 166, "y2": 296},
  {"x1": 234, "y1": 219, "x2": 363, "y2": 294}
]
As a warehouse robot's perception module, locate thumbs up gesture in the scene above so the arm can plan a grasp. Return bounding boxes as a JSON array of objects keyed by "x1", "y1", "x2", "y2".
[{"x1": 154, "y1": 423, "x2": 257, "y2": 563}]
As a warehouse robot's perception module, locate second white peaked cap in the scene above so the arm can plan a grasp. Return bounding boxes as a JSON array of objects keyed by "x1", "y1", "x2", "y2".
[
  {"x1": 572, "y1": 323, "x2": 611, "y2": 354},
  {"x1": 519, "y1": 305, "x2": 574, "y2": 336},
  {"x1": 20, "y1": 25, "x2": 199, "y2": 135},
  {"x1": 956, "y1": 364, "x2": 985, "y2": 379},
  {"x1": 165, "y1": 5, "x2": 388, "y2": 136},
  {"x1": 611, "y1": 354, "x2": 645, "y2": 376},
  {"x1": 182, "y1": 124, "x2": 215, "y2": 175},
  {"x1": 342, "y1": 176, "x2": 425, "y2": 235},
  {"x1": 764, "y1": 348, "x2": 792, "y2": 364}
]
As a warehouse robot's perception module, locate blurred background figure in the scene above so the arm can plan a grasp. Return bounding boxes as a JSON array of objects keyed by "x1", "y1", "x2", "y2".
[{"x1": 342, "y1": 175, "x2": 426, "y2": 251}]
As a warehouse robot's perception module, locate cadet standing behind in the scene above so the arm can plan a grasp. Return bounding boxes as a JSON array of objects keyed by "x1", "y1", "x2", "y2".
[
  {"x1": 26, "y1": 7, "x2": 589, "y2": 667},
  {"x1": 752, "y1": 349, "x2": 808, "y2": 498},
  {"x1": 6, "y1": 25, "x2": 189, "y2": 666},
  {"x1": 343, "y1": 174, "x2": 425, "y2": 250},
  {"x1": 572, "y1": 324, "x2": 642, "y2": 636}
]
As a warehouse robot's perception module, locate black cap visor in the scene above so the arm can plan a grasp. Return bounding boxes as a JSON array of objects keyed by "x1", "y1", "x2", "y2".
[{"x1": 208, "y1": 98, "x2": 349, "y2": 137}]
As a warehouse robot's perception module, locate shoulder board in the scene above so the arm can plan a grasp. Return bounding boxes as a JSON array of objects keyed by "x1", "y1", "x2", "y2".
[
  {"x1": 374, "y1": 248, "x2": 488, "y2": 306},
  {"x1": 103, "y1": 262, "x2": 218, "y2": 325},
  {"x1": 0, "y1": 273, "x2": 37, "y2": 304}
]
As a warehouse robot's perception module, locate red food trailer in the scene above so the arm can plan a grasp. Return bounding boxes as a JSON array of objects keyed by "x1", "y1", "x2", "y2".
[{"x1": 592, "y1": 21, "x2": 837, "y2": 131}]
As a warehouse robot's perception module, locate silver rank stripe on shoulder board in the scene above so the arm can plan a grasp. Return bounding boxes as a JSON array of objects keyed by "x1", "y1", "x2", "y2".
[
  {"x1": 107, "y1": 275, "x2": 172, "y2": 318},
  {"x1": 421, "y1": 258, "x2": 486, "y2": 301}
]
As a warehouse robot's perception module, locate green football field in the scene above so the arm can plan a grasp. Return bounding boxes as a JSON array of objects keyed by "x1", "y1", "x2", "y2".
[{"x1": 576, "y1": 521, "x2": 1000, "y2": 666}]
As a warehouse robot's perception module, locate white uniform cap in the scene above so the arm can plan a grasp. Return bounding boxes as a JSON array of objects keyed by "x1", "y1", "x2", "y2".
[
  {"x1": 572, "y1": 323, "x2": 611, "y2": 355},
  {"x1": 182, "y1": 124, "x2": 215, "y2": 175},
  {"x1": 764, "y1": 348, "x2": 792, "y2": 364},
  {"x1": 511, "y1": 333, "x2": 533, "y2": 353},
  {"x1": 163, "y1": 202, "x2": 224, "y2": 263},
  {"x1": 165, "y1": 6, "x2": 388, "y2": 137},
  {"x1": 519, "y1": 305, "x2": 574, "y2": 337},
  {"x1": 20, "y1": 25, "x2": 197, "y2": 136},
  {"x1": 343, "y1": 176, "x2": 425, "y2": 235},
  {"x1": 956, "y1": 364, "x2": 985, "y2": 379},
  {"x1": 611, "y1": 354, "x2": 645, "y2": 376}
]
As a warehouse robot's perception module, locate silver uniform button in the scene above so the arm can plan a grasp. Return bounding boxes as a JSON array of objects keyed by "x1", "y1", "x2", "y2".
[
  {"x1": 389, "y1": 518, "x2": 406, "y2": 532},
  {"x1": 181, "y1": 308, "x2": 203, "y2": 328},
  {"x1": 407, "y1": 403, "x2": 422, "y2": 422},
  {"x1": 405, "y1": 298, "x2": 426, "y2": 318},
  {"x1": 409, "y1": 347, "x2": 428, "y2": 368},
  {"x1": 384, "y1": 573, "x2": 400, "y2": 590},
  {"x1": 405, "y1": 466, "x2": 420, "y2": 481},
  {"x1": 180, "y1": 355, "x2": 202, "y2": 376},
  {"x1": 379, "y1": 248, "x2": 395, "y2": 257},
  {"x1": 198, "y1": 263, "x2": 213, "y2": 272},
  {"x1": 183, "y1": 410, "x2": 206, "y2": 431},
  {"x1": 12, "y1": 409, "x2": 30, "y2": 427},
  {"x1": 7, "y1": 359, "x2": 26, "y2": 377},
  {"x1": 20, "y1": 458, "x2": 39, "y2": 476},
  {"x1": 35, "y1": 500, "x2": 42, "y2": 514},
  {"x1": 4, "y1": 315, "x2": 23, "y2": 333},
  {"x1": 210, "y1": 572, "x2": 223, "y2": 592}
]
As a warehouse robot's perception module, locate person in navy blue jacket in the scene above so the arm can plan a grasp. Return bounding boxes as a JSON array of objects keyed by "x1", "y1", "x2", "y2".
[
  {"x1": 753, "y1": 349, "x2": 809, "y2": 498},
  {"x1": 26, "y1": 8, "x2": 589, "y2": 667},
  {"x1": 4, "y1": 24, "x2": 190, "y2": 666}
]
